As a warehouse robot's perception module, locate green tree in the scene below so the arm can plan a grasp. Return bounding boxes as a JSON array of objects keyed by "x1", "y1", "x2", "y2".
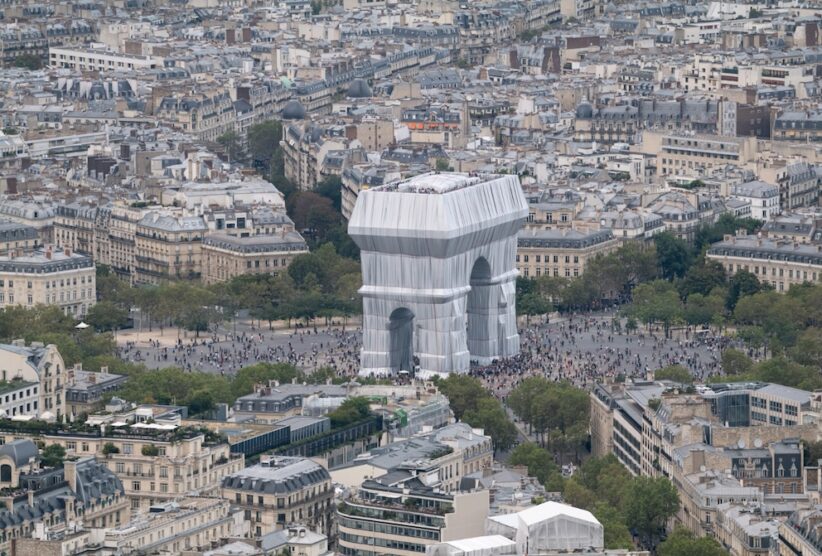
[
  {"x1": 436, "y1": 374, "x2": 489, "y2": 421},
  {"x1": 248, "y1": 120, "x2": 283, "y2": 170},
  {"x1": 435, "y1": 158, "x2": 452, "y2": 171},
  {"x1": 804, "y1": 440, "x2": 822, "y2": 466},
  {"x1": 508, "y1": 443, "x2": 563, "y2": 490},
  {"x1": 41, "y1": 444, "x2": 66, "y2": 467},
  {"x1": 14, "y1": 53, "x2": 41, "y2": 70},
  {"x1": 726, "y1": 270, "x2": 763, "y2": 311},
  {"x1": 658, "y1": 526, "x2": 726, "y2": 556},
  {"x1": 721, "y1": 348, "x2": 753, "y2": 375},
  {"x1": 624, "y1": 476, "x2": 680, "y2": 548},
  {"x1": 563, "y1": 478, "x2": 597, "y2": 509},
  {"x1": 790, "y1": 328, "x2": 822, "y2": 368},
  {"x1": 216, "y1": 130, "x2": 242, "y2": 162},
  {"x1": 655, "y1": 364, "x2": 692, "y2": 384},
  {"x1": 462, "y1": 397, "x2": 518, "y2": 452},
  {"x1": 231, "y1": 363, "x2": 303, "y2": 399},
  {"x1": 86, "y1": 301, "x2": 130, "y2": 332},
  {"x1": 315, "y1": 175, "x2": 343, "y2": 212},
  {"x1": 508, "y1": 379, "x2": 589, "y2": 461},
  {"x1": 102, "y1": 442, "x2": 120, "y2": 455},
  {"x1": 629, "y1": 280, "x2": 683, "y2": 336},
  {"x1": 328, "y1": 397, "x2": 371, "y2": 427},
  {"x1": 654, "y1": 232, "x2": 692, "y2": 280},
  {"x1": 678, "y1": 260, "x2": 726, "y2": 299},
  {"x1": 683, "y1": 291, "x2": 725, "y2": 326},
  {"x1": 290, "y1": 192, "x2": 340, "y2": 243},
  {"x1": 594, "y1": 503, "x2": 634, "y2": 550},
  {"x1": 517, "y1": 292, "x2": 552, "y2": 317}
]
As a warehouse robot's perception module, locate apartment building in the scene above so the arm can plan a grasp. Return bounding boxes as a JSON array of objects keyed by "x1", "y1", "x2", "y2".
[
  {"x1": 221, "y1": 456, "x2": 334, "y2": 538},
  {"x1": 757, "y1": 160, "x2": 820, "y2": 211},
  {"x1": 675, "y1": 464, "x2": 763, "y2": 540},
  {"x1": 201, "y1": 232, "x2": 308, "y2": 284},
  {"x1": 281, "y1": 122, "x2": 347, "y2": 191},
  {"x1": 778, "y1": 507, "x2": 822, "y2": 556},
  {"x1": 134, "y1": 212, "x2": 207, "y2": 284},
  {"x1": 0, "y1": 341, "x2": 67, "y2": 421},
  {"x1": 156, "y1": 91, "x2": 236, "y2": 143},
  {"x1": 573, "y1": 98, "x2": 729, "y2": 145},
  {"x1": 0, "y1": 26, "x2": 49, "y2": 67},
  {"x1": 0, "y1": 221, "x2": 39, "y2": 252},
  {"x1": 516, "y1": 228, "x2": 618, "y2": 279},
  {"x1": 337, "y1": 477, "x2": 489, "y2": 556},
  {"x1": 773, "y1": 110, "x2": 822, "y2": 142},
  {"x1": 707, "y1": 235, "x2": 822, "y2": 292},
  {"x1": 233, "y1": 383, "x2": 349, "y2": 422},
  {"x1": 729, "y1": 181, "x2": 780, "y2": 220},
  {"x1": 714, "y1": 504, "x2": 779, "y2": 556},
  {"x1": 100, "y1": 497, "x2": 246, "y2": 554},
  {"x1": 0, "y1": 200, "x2": 55, "y2": 241},
  {"x1": 49, "y1": 46, "x2": 161, "y2": 71},
  {"x1": 0, "y1": 444, "x2": 129, "y2": 555},
  {"x1": 43, "y1": 425, "x2": 244, "y2": 513},
  {"x1": 64, "y1": 366, "x2": 128, "y2": 417},
  {"x1": 332, "y1": 423, "x2": 493, "y2": 493},
  {"x1": 0, "y1": 247, "x2": 95, "y2": 317},
  {"x1": 641, "y1": 131, "x2": 758, "y2": 177},
  {"x1": 645, "y1": 191, "x2": 719, "y2": 241},
  {"x1": 761, "y1": 213, "x2": 822, "y2": 244},
  {"x1": 591, "y1": 380, "x2": 817, "y2": 479}
]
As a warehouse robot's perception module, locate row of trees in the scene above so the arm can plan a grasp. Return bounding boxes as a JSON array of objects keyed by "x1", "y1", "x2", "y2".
[
  {"x1": 516, "y1": 214, "x2": 762, "y2": 316},
  {"x1": 95, "y1": 242, "x2": 362, "y2": 334},
  {"x1": 509, "y1": 447, "x2": 703, "y2": 552},
  {"x1": 434, "y1": 374, "x2": 518, "y2": 452},
  {"x1": 506, "y1": 377, "x2": 589, "y2": 463},
  {"x1": 116, "y1": 362, "x2": 339, "y2": 415}
]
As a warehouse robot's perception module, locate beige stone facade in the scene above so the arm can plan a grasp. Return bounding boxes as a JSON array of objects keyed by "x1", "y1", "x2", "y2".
[
  {"x1": 201, "y1": 232, "x2": 308, "y2": 284},
  {"x1": 101, "y1": 497, "x2": 246, "y2": 553},
  {"x1": 516, "y1": 228, "x2": 618, "y2": 279},
  {"x1": 640, "y1": 131, "x2": 758, "y2": 177},
  {"x1": 0, "y1": 341, "x2": 67, "y2": 421},
  {"x1": 221, "y1": 457, "x2": 334, "y2": 538},
  {"x1": 707, "y1": 235, "x2": 822, "y2": 292},
  {"x1": 43, "y1": 429, "x2": 244, "y2": 513},
  {"x1": 134, "y1": 213, "x2": 207, "y2": 284},
  {"x1": 0, "y1": 247, "x2": 95, "y2": 317}
]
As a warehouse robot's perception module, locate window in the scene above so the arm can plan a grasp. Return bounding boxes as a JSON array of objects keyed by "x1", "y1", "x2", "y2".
[
  {"x1": 116, "y1": 463, "x2": 125, "y2": 473},
  {"x1": 132, "y1": 481, "x2": 140, "y2": 491}
]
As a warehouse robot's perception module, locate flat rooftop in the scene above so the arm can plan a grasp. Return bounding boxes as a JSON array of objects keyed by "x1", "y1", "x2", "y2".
[{"x1": 376, "y1": 172, "x2": 497, "y2": 195}]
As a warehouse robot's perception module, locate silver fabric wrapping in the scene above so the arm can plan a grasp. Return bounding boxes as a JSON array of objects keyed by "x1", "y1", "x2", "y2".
[{"x1": 348, "y1": 173, "x2": 528, "y2": 377}]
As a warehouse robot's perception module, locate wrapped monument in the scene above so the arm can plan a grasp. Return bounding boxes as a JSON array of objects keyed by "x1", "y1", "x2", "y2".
[{"x1": 348, "y1": 172, "x2": 528, "y2": 377}]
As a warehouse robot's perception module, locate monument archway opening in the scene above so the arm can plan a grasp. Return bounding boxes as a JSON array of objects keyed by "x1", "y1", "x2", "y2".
[{"x1": 388, "y1": 308, "x2": 415, "y2": 373}]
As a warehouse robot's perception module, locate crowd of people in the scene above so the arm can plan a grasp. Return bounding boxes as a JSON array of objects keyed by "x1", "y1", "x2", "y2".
[
  {"x1": 118, "y1": 327, "x2": 363, "y2": 375},
  {"x1": 117, "y1": 314, "x2": 738, "y2": 392},
  {"x1": 470, "y1": 314, "x2": 738, "y2": 400}
]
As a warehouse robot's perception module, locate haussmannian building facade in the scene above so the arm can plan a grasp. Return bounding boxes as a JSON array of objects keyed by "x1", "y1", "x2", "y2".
[
  {"x1": 707, "y1": 234, "x2": 822, "y2": 292},
  {"x1": 221, "y1": 456, "x2": 334, "y2": 539},
  {"x1": 201, "y1": 232, "x2": 308, "y2": 284},
  {"x1": 516, "y1": 228, "x2": 618, "y2": 279},
  {"x1": 0, "y1": 247, "x2": 95, "y2": 317},
  {"x1": 41, "y1": 427, "x2": 244, "y2": 513}
]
